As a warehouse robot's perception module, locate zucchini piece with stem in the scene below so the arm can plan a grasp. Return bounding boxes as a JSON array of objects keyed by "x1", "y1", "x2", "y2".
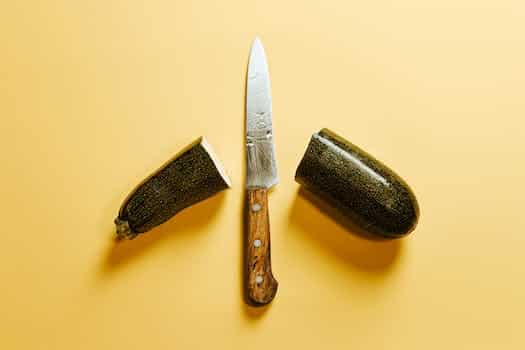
[{"x1": 115, "y1": 137, "x2": 231, "y2": 239}]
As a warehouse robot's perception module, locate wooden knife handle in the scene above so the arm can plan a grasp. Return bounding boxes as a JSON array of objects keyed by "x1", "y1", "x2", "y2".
[{"x1": 245, "y1": 188, "x2": 278, "y2": 305}]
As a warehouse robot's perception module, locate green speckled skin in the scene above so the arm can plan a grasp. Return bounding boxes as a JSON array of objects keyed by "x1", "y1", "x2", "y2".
[
  {"x1": 295, "y1": 129, "x2": 419, "y2": 238},
  {"x1": 116, "y1": 138, "x2": 230, "y2": 239}
]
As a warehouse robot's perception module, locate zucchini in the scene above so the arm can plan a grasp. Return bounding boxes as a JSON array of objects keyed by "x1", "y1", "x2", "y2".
[
  {"x1": 115, "y1": 137, "x2": 231, "y2": 239},
  {"x1": 295, "y1": 129, "x2": 419, "y2": 238}
]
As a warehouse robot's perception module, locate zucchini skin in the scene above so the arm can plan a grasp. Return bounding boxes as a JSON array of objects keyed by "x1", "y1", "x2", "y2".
[
  {"x1": 115, "y1": 138, "x2": 230, "y2": 239},
  {"x1": 295, "y1": 129, "x2": 419, "y2": 238}
]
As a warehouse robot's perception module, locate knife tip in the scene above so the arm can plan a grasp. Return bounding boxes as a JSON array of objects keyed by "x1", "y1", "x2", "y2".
[{"x1": 252, "y1": 36, "x2": 263, "y2": 48}]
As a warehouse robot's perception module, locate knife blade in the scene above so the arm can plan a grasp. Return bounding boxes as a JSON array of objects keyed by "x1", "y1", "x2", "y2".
[{"x1": 245, "y1": 37, "x2": 278, "y2": 305}]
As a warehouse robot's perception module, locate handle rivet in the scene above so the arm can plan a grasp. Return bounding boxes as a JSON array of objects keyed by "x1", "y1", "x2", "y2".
[
  {"x1": 253, "y1": 239, "x2": 262, "y2": 248},
  {"x1": 251, "y1": 203, "x2": 261, "y2": 212},
  {"x1": 255, "y1": 275, "x2": 264, "y2": 284}
]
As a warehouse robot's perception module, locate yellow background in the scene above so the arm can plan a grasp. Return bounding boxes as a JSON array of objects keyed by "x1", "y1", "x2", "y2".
[{"x1": 1, "y1": 1, "x2": 524, "y2": 349}]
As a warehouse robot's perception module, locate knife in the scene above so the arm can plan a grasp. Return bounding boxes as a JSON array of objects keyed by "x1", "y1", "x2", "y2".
[{"x1": 245, "y1": 37, "x2": 278, "y2": 305}]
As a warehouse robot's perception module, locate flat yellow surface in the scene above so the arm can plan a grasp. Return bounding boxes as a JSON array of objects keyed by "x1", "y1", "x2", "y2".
[{"x1": 1, "y1": 1, "x2": 524, "y2": 349}]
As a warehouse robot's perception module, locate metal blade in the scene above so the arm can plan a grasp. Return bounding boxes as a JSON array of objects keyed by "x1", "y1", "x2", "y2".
[{"x1": 246, "y1": 37, "x2": 278, "y2": 189}]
